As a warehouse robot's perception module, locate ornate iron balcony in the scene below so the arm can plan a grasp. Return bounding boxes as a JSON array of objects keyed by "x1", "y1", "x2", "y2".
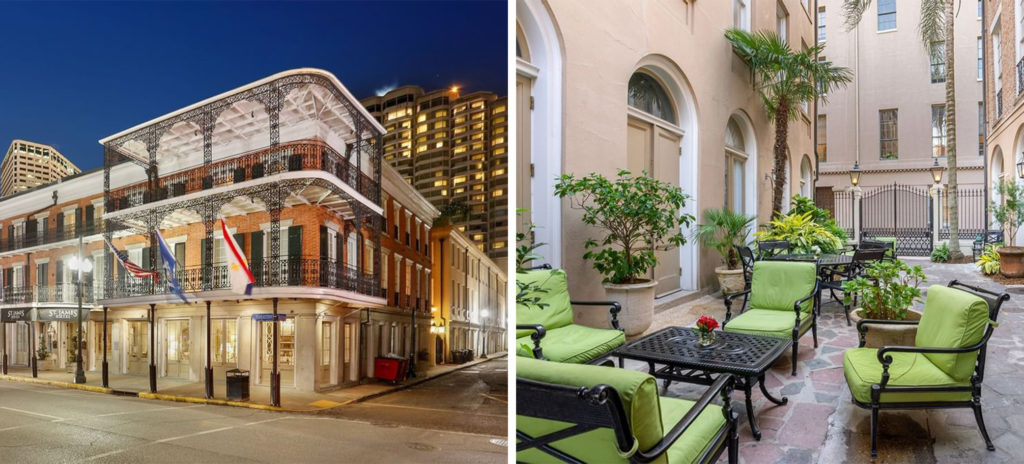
[
  {"x1": 0, "y1": 221, "x2": 121, "y2": 253},
  {"x1": 102, "y1": 257, "x2": 378, "y2": 300},
  {"x1": 0, "y1": 284, "x2": 97, "y2": 306},
  {"x1": 106, "y1": 140, "x2": 380, "y2": 214}
]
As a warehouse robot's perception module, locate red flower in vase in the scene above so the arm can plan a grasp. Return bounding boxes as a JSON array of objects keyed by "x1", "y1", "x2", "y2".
[{"x1": 696, "y1": 315, "x2": 719, "y2": 333}]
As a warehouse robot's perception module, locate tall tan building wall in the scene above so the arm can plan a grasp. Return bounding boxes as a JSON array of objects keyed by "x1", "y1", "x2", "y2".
[
  {"x1": 817, "y1": 1, "x2": 985, "y2": 191},
  {"x1": 0, "y1": 140, "x2": 81, "y2": 197},
  {"x1": 985, "y1": 0, "x2": 1024, "y2": 245},
  {"x1": 518, "y1": 0, "x2": 815, "y2": 298}
]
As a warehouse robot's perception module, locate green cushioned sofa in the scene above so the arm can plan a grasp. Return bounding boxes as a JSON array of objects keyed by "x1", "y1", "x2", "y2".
[
  {"x1": 722, "y1": 261, "x2": 819, "y2": 376},
  {"x1": 843, "y1": 281, "x2": 1010, "y2": 458},
  {"x1": 516, "y1": 268, "x2": 626, "y2": 364},
  {"x1": 516, "y1": 357, "x2": 738, "y2": 463}
]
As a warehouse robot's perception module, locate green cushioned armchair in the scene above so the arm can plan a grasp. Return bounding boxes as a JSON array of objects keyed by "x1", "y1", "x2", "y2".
[
  {"x1": 516, "y1": 357, "x2": 738, "y2": 463},
  {"x1": 722, "y1": 261, "x2": 819, "y2": 376},
  {"x1": 843, "y1": 281, "x2": 1010, "y2": 458},
  {"x1": 516, "y1": 268, "x2": 626, "y2": 364}
]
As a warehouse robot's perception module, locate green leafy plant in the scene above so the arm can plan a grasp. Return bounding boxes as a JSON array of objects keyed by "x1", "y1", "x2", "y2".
[
  {"x1": 930, "y1": 242, "x2": 950, "y2": 263},
  {"x1": 977, "y1": 243, "x2": 1002, "y2": 275},
  {"x1": 789, "y1": 195, "x2": 848, "y2": 242},
  {"x1": 554, "y1": 169, "x2": 694, "y2": 284},
  {"x1": 755, "y1": 212, "x2": 844, "y2": 254},
  {"x1": 435, "y1": 200, "x2": 469, "y2": 227},
  {"x1": 36, "y1": 336, "x2": 49, "y2": 361},
  {"x1": 693, "y1": 208, "x2": 755, "y2": 270},
  {"x1": 516, "y1": 210, "x2": 549, "y2": 310},
  {"x1": 842, "y1": 260, "x2": 926, "y2": 320},
  {"x1": 992, "y1": 180, "x2": 1024, "y2": 247}
]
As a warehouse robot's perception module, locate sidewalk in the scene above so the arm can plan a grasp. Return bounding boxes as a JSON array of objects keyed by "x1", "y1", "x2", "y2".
[{"x1": 0, "y1": 352, "x2": 506, "y2": 412}]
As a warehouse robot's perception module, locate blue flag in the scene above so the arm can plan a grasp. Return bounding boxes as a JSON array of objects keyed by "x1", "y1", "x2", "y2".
[{"x1": 155, "y1": 230, "x2": 188, "y2": 303}]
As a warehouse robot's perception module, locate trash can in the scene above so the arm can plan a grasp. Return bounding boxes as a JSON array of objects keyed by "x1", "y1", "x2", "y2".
[
  {"x1": 374, "y1": 356, "x2": 408, "y2": 383},
  {"x1": 226, "y1": 369, "x2": 250, "y2": 401}
]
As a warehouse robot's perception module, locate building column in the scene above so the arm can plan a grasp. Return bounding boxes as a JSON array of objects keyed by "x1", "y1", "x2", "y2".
[
  {"x1": 149, "y1": 303, "x2": 156, "y2": 393},
  {"x1": 102, "y1": 306, "x2": 108, "y2": 388},
  {"x1": 205, "y1": 301, "x2": 213, "y2": 399}
]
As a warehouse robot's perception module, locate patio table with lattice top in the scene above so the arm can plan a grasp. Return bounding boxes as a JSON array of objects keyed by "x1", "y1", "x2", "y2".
[{"x1": 610, "y1": 326, "x2": 791, "y2": 440}]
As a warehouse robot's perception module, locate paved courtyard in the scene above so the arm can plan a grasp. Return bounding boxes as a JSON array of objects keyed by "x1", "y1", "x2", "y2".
[{"x1": 628, "y1": 259, "x2": 1024, "y2": 463}]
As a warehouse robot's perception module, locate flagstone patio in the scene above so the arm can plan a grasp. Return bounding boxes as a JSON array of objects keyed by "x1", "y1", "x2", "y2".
[{"x1": 626, "y1": 259, "x2": 1024, "y2": 463}]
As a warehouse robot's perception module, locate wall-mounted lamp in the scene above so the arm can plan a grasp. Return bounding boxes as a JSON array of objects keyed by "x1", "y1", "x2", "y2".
[
  {"x1": 930, "y1": 158, "x2": 945, "y2": 185},
  {"x1": 849, "y1": 161, "x2": 861, "y2": 187}
]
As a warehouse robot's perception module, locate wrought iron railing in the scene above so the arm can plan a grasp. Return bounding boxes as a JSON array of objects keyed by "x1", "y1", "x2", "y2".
[
  {"x1": 103, "y1": 257, "x2": 378, "y2": 300},
  {"x1": 1017, "y1": 57, "x2": 1024, "y2": 96},
  {"x1": 1, "y1": 284, "x2": 97, "y2": 305},
  {"x1": 107, "y1": 140, "x2": 380, "y2": 213},
  {"x1": 0, "y1": 221, "x2": 119, "y2": 253}
]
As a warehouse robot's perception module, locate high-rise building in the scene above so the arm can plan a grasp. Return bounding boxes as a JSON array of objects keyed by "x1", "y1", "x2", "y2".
[
  {"x1": 361, "y1": 87, "x2": 508, "y2": 266},
  {"x1": 0, "y1": 140, "x2": 81, "y2": 197}
]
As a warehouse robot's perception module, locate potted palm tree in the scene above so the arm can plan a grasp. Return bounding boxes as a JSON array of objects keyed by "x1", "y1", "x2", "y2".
[
  {"x1": 992, "y1": 180, "x2": 1024, "y2": 277},
  {"x1": 724, "y1": 29, "x2": 852, "y2": 215},
  {"x1": 554, "y1": 169, "x2": 693, "y2": 336},
  {"x1": 693, "y1": 208, "x2": 755, "y2": 295},
  {"x1": 843, "y1": 260, "x2": 927, "y2": 348}
]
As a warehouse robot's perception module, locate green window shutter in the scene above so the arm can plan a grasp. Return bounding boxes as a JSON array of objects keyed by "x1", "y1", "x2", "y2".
[
  {"x1": 37, "y1": 263, "x2": 47, "y2": 287},
  {"x1": 141, "y1": 247, "x2": 151, "y2": 270},
  {"x1": 174, "y1": 242, "x2": 186, "y2": 266},
  {"x1": 250, "y1": 232, "x2": 264, "y2": 263},
  {"x1": 320, "y1": 226, "x2": 328, "y2": 260},
  {"x1": 288, "y1": 226, "x2": 302, "y2": 259},
  {"x1": 201, "y1": 239, "x2": 209, "y2": 267},
  {"x1": 56, "y1": 261, "x2": 63, "y2": 285},
  {"x1": 335, "y1": 232, "x2": 344, "y2": 263},
  {"x1": 85, "y1": 205, "x2": 95, "y2": 229}
]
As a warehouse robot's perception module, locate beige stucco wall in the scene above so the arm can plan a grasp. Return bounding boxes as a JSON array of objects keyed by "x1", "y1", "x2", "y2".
[
  {"x1": 985, "y1": 0, "x2": 1024, "y2": 244},
  {"x1": 521, "y1": 0, "x2": 816, "y2": 299},
  {"x1": 817, "y1": 0, "x2": 985, "y2": 190}
]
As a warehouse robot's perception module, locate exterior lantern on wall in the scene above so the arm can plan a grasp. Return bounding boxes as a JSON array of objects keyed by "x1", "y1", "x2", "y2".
[
  {"x1": 1017, "y1": 154, "x2": 1024, "y2": 178},
  {"x1": 930, "y1": 158, "x2": 945, "y2": 185},
  {"x1": 849, "y1": 161, "x2": 861, "y2": 187}
]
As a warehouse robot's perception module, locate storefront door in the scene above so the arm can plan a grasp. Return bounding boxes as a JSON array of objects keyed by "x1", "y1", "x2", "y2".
[
  {"x1": 164, "y1": 320, "x2": 189, "y2": 378},
  {"x1": 127, "y1": 321, "x2": 148, "y2": 375},
  {"x1": 342, "y1": 322, "x2": 354, "y2": 384},
  {"x1": 259, "y1": 319, "x2": 294, "y2": 386},
  {"x1": 64, "y1": 322, "x2": 87, "y2": 369},
  {"x1": 320, "y1": 321, "x2": 332, "y2": 386},
  {"x1": 15, "y1": 322, "x2": 28, "y2": 365}
]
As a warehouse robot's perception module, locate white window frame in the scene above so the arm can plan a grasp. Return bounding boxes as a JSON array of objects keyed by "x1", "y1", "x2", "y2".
[{"x1": 733, "y1": 0, "x2": 750, "y2": 32}]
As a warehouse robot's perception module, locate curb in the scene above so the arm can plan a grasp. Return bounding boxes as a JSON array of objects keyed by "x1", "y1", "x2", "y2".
[
  {"x1": 0, "y1": 354, "x2": 506, "y2": 413},
  {"x1": 350, "y1": 353, "x2": 507, "y2": 405}
]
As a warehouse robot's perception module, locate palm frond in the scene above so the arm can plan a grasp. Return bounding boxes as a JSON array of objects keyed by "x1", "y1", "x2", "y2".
[
  {"x1": 841, "y1": 0, "x2": 873, "y2": 30},
  {"x1": 919, "y1": 0, "x2": 946, "y2": 47}
]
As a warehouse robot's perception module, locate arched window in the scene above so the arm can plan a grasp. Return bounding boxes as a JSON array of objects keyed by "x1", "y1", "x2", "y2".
[
  {"x1": 992, "y1": 148, "x2": 1005, "y2": 221},
  {"x1": 724, "y1": 117, "x2": 747, "y2": 212},
  {"x1": 800, "y1": 156, "x2": 813, "y2": 198},
  {"x1": 628, "y1": 73, "x2": 677, "y2": 124}
]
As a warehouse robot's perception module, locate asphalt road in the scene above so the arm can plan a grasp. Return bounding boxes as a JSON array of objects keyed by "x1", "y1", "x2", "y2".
[
  {"x1": 0, "y1": 374, "x2": 508, "y2": 463},
  {"x1": 318, "y1": 356, "x2": 508, "y2": 437}
]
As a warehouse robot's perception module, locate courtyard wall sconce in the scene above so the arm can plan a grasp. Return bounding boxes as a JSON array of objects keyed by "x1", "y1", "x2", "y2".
[
  {"x1": 849, "y1": 161, "x2": 861, "y2": 187},
  {"x1": 930, "y1": 158, "x2": 944, "y2": 185}
]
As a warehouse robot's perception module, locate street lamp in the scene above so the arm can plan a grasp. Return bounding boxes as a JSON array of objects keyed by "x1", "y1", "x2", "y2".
[
  {"x1": 849, "y1": 161, "x2": 861, "y2": 187},
  {"x1": 930, "y1": 158, "x2": 945, "y2": 185},
  {"x1": 67, "y1": 236, "x2": 92, "y2": 384}
]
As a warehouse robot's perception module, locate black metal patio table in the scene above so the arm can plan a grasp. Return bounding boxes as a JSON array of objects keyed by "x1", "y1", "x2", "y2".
[
  {"x1": 765, "y1": 252, "x2": 852, "y2": 269},
  {"x1": 609, "y1": 326, "x2": 790, "y2": 440}
]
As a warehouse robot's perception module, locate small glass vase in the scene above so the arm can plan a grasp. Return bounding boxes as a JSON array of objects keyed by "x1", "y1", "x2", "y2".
[{"x1": 698, "y1": 330, "x2": 715, "y2": 347}]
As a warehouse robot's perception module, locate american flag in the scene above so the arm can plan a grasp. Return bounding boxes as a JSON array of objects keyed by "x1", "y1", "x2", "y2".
[{"x1": 104, "y1": 238, "x2": 158, "y2": 278}]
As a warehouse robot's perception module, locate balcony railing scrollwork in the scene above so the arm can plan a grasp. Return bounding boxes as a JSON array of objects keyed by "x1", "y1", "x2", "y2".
[
  {"x1": 0, "y1": 221, "x2": 120, "y2": 253},
  {"x1": 104, "y1": 257, "x2": 379, "y2": 300},
  {"x1": 107, "y1": 140, "x2": 380, "y2": 213},
  {"x1": 1, "y1": 284, "x2": 97, "y2": 306}
]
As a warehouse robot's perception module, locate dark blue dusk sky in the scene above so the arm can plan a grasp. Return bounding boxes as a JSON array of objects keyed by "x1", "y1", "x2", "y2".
[{"x1": 0, "y1": 1, "x2": 507, "y2": 171}]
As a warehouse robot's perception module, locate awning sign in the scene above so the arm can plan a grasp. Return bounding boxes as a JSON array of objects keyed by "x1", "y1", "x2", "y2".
[
  {"x1": 36, "y1": 308, "x2": 83, "y2": 322},
  {"x1": 2, "y1": 309, "x2": 31, "y2": 322},
  {"x1": 251, "y1": 313, "x2": 287, "y2": 321}
]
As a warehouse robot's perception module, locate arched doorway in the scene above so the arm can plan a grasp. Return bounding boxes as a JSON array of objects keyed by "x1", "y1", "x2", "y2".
[{"x1": 517, "y1": 0, "x2": 563, "y2": 268}]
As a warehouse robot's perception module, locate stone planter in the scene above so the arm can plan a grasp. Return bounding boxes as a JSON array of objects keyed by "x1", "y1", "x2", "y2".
[
  {"x1": 37, "y1": 358, "x2": 54, "y2": 371},
  {"x1": 715, "y1": 266, "x2": 746, "y2": 295},
  {"x1": 849, "y1": 308, "x2": 922, "y2": 348},
  {"x1": 998, "y1": 246, "x2": 1024, "y2": 278},
  {"x1": 603, "y1": 280, "x2": 658, "y2": 337}
]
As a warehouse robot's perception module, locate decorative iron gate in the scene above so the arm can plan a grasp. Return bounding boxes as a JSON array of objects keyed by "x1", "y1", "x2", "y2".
[
  {"x1": 937, "y1": 187, "x2": 986, "y2": 241},
  {"x1": 860, "y1": 183, "x2": 933, "y2": 256}
]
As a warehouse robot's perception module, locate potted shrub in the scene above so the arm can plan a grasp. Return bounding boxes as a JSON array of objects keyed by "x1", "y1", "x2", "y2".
[
  {"x1": 554, "y1": 169, "x2": 693, "y2": 336},
  {"x1": 842, "y1": 260, "x2": 926, "y2": 348},
  {"x1": 992, "y1": 180, "x2": 1024, "y2": 277},
  {"x1": 755, "y1": 211, "x2": 844, "y2": 254},
  {"x1": 977, "y1": 243, "x2": 1002, "y2": 276},
  {"x1": 693, "y1": 208, "x2": 755, "y2": 295},
  {"x1": 36, "y1": 336, "x2": 51, "y2": 371}
]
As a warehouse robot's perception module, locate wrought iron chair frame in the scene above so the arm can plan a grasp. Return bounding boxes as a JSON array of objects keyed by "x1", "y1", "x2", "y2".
[
  {"x1": 755, "y1": 239, "x2": 790, "y2": 260},
  {"x1": 516, "y1": 373, "x2": 738, "y2": 463},
  {"x1": 820, "y1": 248, "x2": 887, "y2": 326},
  {"x1": 723, "y1": 280, "x2": 820, "y2": 376},
  {"x1": 853, "y1": 280, "x2": 1010, "y2": 458}
]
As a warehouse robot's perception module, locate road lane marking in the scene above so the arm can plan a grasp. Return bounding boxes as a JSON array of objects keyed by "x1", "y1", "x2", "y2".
[
  {"x1": 84, "y1": 414, "x2": 286, "y2": 461},
  {"x1": 94, "y1": 404, "x2": 204, "y2": 418},
  {"x1": 0, "y1": 406, "x2": 65, "y2": 421},
  {"x1": 154, "y1": 425, "x2": 235, "y2": 443}
]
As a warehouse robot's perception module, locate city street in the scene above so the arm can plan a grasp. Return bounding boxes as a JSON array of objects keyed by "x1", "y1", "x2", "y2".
[
  {"x1": 318, "y1": 356, "x2": 508, "y2": 437},
  {"x1": 0, "y1": 365, "x2": 508, "y2": 463}
]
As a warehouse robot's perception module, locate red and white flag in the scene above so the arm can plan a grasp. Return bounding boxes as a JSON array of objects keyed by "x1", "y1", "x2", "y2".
[{"x1": 221, "y1": 219, "x2": 255, "y2": 295}]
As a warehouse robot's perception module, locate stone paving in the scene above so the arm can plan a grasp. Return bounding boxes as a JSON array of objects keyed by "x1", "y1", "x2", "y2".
[{"x1": 626, "y1": 259, "x2": 1024, "y2": 463}]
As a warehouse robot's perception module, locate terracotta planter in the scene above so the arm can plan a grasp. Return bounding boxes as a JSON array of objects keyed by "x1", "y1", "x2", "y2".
[
  {"x1": 998, "y1": 246, "x2": 1024, "y2": 278},
  {"x1": 603, "y1": 280, "x2": 658, "y2": 337},
  {"x1": 849, "y1": 308, "x2": 922, "y2": 348},
  {"x1": 715, "y1": 266, "x2": 746, "y2": 295}
]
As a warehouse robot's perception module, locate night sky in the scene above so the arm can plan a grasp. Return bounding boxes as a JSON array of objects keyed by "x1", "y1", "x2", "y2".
[{"x1": 0, "y1": 1, "x2": 507, "y2": 171}]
